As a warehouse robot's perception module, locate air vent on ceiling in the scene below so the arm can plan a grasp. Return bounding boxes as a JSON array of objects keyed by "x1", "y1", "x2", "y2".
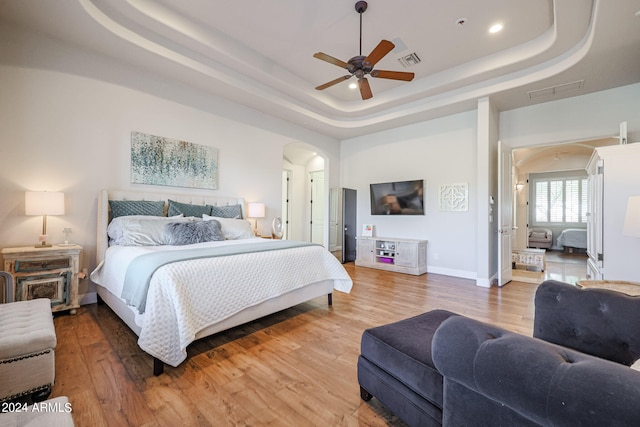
[
  {"x1": 397, "y1": 53, "x2": 421, "y2": 68},
  {"x1": 527, "y1": 80, "x2": 584, "y2": 100}
]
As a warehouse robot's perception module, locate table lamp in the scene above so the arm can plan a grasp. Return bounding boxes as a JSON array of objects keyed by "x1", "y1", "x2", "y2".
[
  {"x1": 247, "y1": 202, "x2": 265, "y2": 236},
  {"x1": 25, "y1": 191, "x2": 65, "y2": 247}
]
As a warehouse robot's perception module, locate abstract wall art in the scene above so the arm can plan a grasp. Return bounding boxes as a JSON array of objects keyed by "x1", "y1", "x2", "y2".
[{"x1": 130, "y1": 131, "x2": 218, "y2": 189}]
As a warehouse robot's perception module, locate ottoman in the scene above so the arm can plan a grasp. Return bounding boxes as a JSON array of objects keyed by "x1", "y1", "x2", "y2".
[
  {"x1": 357, "y1": 309, "x2": 458, "y2": 427},
  {"x1": 0, "y1": 299, "x2": 56, "y2": 403}
]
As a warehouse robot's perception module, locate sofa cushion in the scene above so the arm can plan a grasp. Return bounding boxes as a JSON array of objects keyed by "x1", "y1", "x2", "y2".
[
  {"x1": 360, "y1": 309, "x2": 458, "y2": 408},
  {"x1": 534, "y1": 280, "x2": 640, "y2": 365}
]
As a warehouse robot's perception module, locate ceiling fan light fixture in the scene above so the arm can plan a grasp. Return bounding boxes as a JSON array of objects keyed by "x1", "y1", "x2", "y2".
[
  {"x1": 349, "y1": 82, "x2": 358, "y2": 89},
  {"x1": 489, "y1": 23, "x2": 503, "y2": 33},
  {"x1": 312, "y1": 1, "x2": 415, "y2": 100}
]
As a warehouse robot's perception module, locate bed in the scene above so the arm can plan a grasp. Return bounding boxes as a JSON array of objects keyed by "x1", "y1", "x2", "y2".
[
  {"x1": 556, "y1": 228, "x2": 588, "y2": 251},
  {"x1": 90, "y1": 189, "x2": 352, "y2": 375}
]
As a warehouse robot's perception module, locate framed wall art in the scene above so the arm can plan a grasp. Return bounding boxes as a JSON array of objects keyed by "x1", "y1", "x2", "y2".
[{"x1": 130, "y1": 131, "x2": 218, "y2": 189}]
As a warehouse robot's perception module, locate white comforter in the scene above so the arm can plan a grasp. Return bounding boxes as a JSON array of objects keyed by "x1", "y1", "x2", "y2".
[{"x1": 91, "y1": 238, "x2": 352, "y2": 366}]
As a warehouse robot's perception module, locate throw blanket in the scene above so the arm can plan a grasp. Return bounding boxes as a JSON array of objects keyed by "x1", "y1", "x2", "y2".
[{"x1": 122, "y1": 240, "x2": 316, "y2": 314}]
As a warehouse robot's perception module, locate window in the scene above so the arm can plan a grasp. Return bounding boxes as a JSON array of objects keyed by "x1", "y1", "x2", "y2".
[{"x1": 533, "y1": 176, "x2": 588, "y2": 225}]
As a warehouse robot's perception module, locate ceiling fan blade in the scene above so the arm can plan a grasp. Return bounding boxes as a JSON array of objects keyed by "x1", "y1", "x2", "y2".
[
  {"x1": 315, "y1": 75, "x2": 352, "y2": 90},
  {"x1": 313, "y1": 52, "x2": 350, "y2": 70},
  {"x1": 363, "y1": 40, "x2": 395, "y2": 67},
  {"x1": 358, "y1": 78, "x2": 373, "y2": 100},
  {"x1": 371, "y1": 70, "x2": 415, "y2": 81}
]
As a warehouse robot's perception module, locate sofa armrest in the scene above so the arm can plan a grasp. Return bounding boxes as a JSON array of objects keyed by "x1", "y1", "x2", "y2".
[
  {"x1": 433, "y1": 316, "x2": 640, "y2": 426},
  {"x1": 534, "y1": 280, "x2": 640, "y2": 365}
]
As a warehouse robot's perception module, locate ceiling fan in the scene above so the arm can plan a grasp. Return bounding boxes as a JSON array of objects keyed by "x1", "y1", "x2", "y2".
[{"x1": 313, "y1": 1, "x2": 415, "y2": 100}]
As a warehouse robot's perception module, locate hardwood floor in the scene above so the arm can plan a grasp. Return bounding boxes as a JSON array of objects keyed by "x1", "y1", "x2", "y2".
[{"x1": 52, "y1": 264, "x2": 541, "y2": 426}]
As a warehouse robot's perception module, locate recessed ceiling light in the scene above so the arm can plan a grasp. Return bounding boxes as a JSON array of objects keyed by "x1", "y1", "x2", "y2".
[
  {"x1": 489, "y1": 23, "x2": 503, "y2": 33},
  {"x1": 349, "y1": 82, "x2": 358, "y2": 89}
]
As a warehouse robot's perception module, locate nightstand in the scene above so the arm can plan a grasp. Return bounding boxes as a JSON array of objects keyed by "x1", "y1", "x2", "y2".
[{"x1": 1, "y1": 244, "x2": 82, "y2": 314}]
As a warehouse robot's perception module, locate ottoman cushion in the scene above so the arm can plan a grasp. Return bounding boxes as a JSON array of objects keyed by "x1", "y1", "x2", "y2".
[
  {"x1": 360, "y1": 309, "x2": 458, "y2": 408},
  {"x1": 0, "y1": 299, "x2": 56, "y2": 359}
]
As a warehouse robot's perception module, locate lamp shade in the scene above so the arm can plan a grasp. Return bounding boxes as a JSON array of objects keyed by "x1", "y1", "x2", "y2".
[
  {"x1": 247, "y1": 202, "x2": 265, "y2": 218},
  {"x1": 25, "y1": 191, "x2": 65, "y2": 216},
  {"x1": 623, "y1": 196, "x2": 640, "y2": 238}
]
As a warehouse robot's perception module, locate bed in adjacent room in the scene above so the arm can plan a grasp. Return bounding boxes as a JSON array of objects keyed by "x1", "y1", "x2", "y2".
[
  {"x1": 556, "y1": 228, "x2": 588, "y2": 251},
  {"x1": 90, "y1": 189, "x2": 352, "y2": 375}
]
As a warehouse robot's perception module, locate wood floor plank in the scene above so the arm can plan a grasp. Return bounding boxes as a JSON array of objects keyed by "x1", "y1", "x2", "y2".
[
  {"x1": 65, "y1": 390, "x2": 109, "y2": 427},
  {"x1": 50, "y1": 264, "x2": 545, "y2": 426},
  {"x1": 81, "y1": 340, "x2": 156, "y2": 426}
]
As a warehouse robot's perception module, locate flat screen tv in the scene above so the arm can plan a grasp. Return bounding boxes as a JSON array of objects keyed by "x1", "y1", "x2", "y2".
[{"x1": 370, "y1": 179, "x2": 424, "y2": 215}]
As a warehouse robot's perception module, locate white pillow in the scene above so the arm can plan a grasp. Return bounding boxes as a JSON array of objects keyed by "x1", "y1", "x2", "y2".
[
  {"x1": 203, "y1": 214, "x2": 254, "y2": 239},
  {"x1": 107, "y1": 215, "x2": 188, "y2": 246}
]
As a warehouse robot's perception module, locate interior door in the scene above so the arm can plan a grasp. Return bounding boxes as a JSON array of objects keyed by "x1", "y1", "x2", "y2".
[
  {"x1": 310, "y1": 171, "x2": 324, "y2": 245},
  {"x1": 329, "y1": 188, "x2": 340, "y2": 254},
  {"x1": 342, "y1": 188, "x2": 357, "y2": 263},
  {"x1": 498, "y1": 140, "x2": 513, "y2": 286}
]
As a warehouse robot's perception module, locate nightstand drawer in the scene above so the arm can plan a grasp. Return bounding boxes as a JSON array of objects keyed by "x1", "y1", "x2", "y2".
[
  {"x1": 16, "y1": 272, "x2": 71, "y2": 307},
  {"x1": 15, "y1": 257, "x2": 70, "y2": 272}
]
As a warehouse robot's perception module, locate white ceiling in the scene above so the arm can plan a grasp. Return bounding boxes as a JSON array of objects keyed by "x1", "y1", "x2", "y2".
[{"x1": 1, "y1": 0, "x2": 639, "y2": 139}]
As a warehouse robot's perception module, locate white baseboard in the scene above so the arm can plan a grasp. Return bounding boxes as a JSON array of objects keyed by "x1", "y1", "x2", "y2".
[
  {"x1": 427, "y1": 266, "x2": 477, "y2": 280},
  {"x1": 475, "y1": 278, "x2": 492, "y2": 288}
]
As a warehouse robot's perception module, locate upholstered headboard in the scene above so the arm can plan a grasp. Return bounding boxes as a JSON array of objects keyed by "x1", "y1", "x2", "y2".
[{"x1": 96, "y1": 189, "x2": 245, "y2": 264}]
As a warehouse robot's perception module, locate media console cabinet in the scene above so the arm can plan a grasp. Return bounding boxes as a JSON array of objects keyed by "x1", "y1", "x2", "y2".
[{"x1": 356, "y1": 237, "x2": 427, "y2": 275}]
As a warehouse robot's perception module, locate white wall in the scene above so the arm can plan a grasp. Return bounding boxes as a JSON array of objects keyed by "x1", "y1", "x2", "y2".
[
  {"x1": 341, "y1": 111, "x2": 479, "y2": 278},
  {"x1": 0, "y1": 25, "x2": 341, "y2": 302},
  {"x1": 501, "y1": 83, "x2": 640, "y2": 148}
]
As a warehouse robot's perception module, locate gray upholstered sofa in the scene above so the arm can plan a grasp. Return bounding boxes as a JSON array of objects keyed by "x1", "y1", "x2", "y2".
[{"x1": 358, "y1": 280, "x2": 640, "y2": 426}]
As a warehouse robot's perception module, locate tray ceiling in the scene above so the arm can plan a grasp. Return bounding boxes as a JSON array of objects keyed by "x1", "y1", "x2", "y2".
[{"x1": 1, "y1": 0, "x2": 639, "y2": 138}]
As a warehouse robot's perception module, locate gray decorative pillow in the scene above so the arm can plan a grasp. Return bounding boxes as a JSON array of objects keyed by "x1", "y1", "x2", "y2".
[
  {"x1": 109, "y1": 200, "x2": 165, "y2": 218},
  {"x1": 209, "y1": 204, "x2": 243, "y2": 219},
  {"x1": 167, "y1": 199, "x2": 212, "y2": 217},
  {"x1": 165, "y1": 220, "x2": 224, "y2": 245}
]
